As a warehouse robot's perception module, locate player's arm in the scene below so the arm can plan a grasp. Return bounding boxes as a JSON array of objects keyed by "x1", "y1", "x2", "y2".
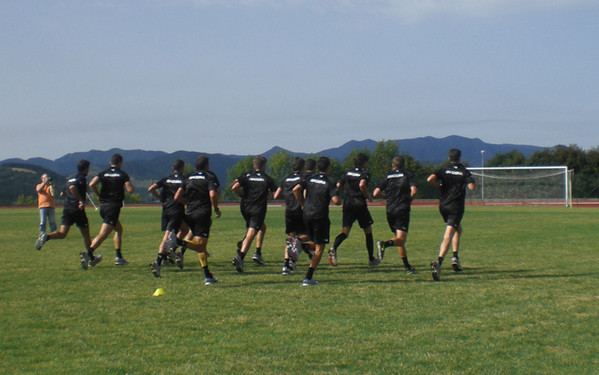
[
  {"x1": 292, "y1": 184, "x2": 304, "y2": 207},
  {"x1": 125, "y1": 181, "x2": 134, "y2": 194},
  {"x1": 174, "y1": 187, "x2": 186, "y2": 205},
  {"x1": 427, "y1": 174, "x2": 440, "y2": 188},
  {"x1": 331, "y1": 195, "x2": 342, "y2": 206},
  {"x1": 410, "y1": 185, "x2": 418, "y2": 199},
  {"x1": 273, "y1": 187, "x2": 282, "y2": 200},
  {"x1": 231, "y1": 180, "x2": 244, "y2": 197},
  {"x1": 89, "y1": 176, "x2": 101, "y2": 196},
  {"x1": 68, "y1": 184, "x2": 84, "y2": 208},
  {"x1": 372, "y1": 187, "x2": 383, "y2": 199},
  {"x1": 210, "y1": 190, "x2": 221, "y2": 218},
  {"x1": 467, "y1": 182, "x2": 475, "y2": 191},
  {"x1": 148, "y1": 183, "x2": 161, "y2": 201},
  {"x1": 359, "y1": 179, "x2": 372, "y2": 203}
]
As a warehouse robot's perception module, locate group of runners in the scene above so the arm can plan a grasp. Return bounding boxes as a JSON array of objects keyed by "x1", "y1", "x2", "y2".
[{"x1": 34, "y1": 148, "x2": 475, "y2": 286}]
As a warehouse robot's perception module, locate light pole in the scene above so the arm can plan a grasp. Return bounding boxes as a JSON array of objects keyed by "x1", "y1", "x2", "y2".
[{"x1": 481, "y1": 150, "x2": 485, "y2": 201}]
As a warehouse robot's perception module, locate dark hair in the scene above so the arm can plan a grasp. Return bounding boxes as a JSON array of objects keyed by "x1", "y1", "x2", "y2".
[
  {"x1": 317, "y1": 156, "x2": 330, "y2": 172},
  {"x1": 353, "y1": 152, "x2": 369, "y2": 168},
  {"x1": 110, "y1": 153, "x2": 123, "y2": 165},
  {"x1": 291, "y1": 156, "x2": 305, "y2": 172},
  {"x1": 253, "y1": 156, "x2": 267, "y2": 171},
  {"x1": 77, "y1": 159, "x2": 90, "y2": 172},
  {"x1": 172, "y1": 159, "x2": 185, "y2": 172},
  {"x1": 392, "y1": 156, "x2": 404, "y2": 169},
  {"x1": 195, "y1": 156, "x2": 210, "y2": 171},
  {"x1": 305, "y1": 158, "x2": 316, "y2": 171},
  {"x1": 448, "y1": 149, "x2": 462, "y2": 162}
]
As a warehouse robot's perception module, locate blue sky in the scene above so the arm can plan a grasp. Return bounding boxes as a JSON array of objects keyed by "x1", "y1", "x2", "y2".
[{"x1": 2, "y1": 0, "x2": 598, "y2": 160}]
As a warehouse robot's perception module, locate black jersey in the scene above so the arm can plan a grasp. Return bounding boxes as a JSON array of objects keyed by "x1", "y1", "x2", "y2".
[
  {"x1": 155, "y1": 173, "x2": 184, "y2": 212},
  {"x1": 301, "y1": 173, "x2": 338, "y2": 219},
  {"x1": 433, "y1": 163, "x2": 475, "y2": 209},
  {"x1": 280, "y1": 171, "x2": 303, "y2": 213},
  {"x1": 182, "y1": 170, "x2": 219, "y2": 215},
  {"x1": 97, "y1": 167, "x2": 130, "y2": 206},
  {"x1": 376, "y1": 169, "x2": 416, "y2": 213},
  {"x1": 63, "y1": 172, "x2": 87, "y2": 210},
  {"x1": 237, "y1": 170, "x2": 277, "y2": 215},
  {"x1": 338, "y1": 167, "x2": 370, "y2": 208}
]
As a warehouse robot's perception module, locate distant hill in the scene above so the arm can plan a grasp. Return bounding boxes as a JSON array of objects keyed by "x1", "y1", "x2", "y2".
[{"x1": 0, "y1": 136, "x2": 549, "y2": 204}]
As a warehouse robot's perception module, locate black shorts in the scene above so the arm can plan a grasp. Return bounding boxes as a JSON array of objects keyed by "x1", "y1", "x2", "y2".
[
  {"x1": 61, "y1": 208, "x2": 89, "y2": 229},
  {"x1": 285, "y1": 210, "x2": 306, "y2": 235},
  {"x1": 185, "y1": 211, "x2": 211, "y2": 238},
  {"x1": 342, "y1": 205, "x2": 373, "y2": 229},
  {"x1": 242, "y1": 209, "x2": 266, "y2": 231},
  {"x1": 303, "y1": 215, "x2": 330, "y2": 245},
  {"x1": 386, "y1": 209, "x2": 410, "y2": 233},
  {"x1": 161, "y1": 208, "x2": 185, "y2": 232},
  {"x1": 99, "y1": 203, "x2": 121, "y2": 226},
  {"x1": 440, "y1": 205, "x2": 465, "y2": 228}
]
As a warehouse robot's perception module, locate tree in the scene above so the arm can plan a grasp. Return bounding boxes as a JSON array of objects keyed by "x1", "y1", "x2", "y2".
[
  {"x1": 267, "y1": 150, "x2": 293, "y2": 184},
  {"x1": 368, "y1": 140, "x2": 399, "y2": 188},
  {"x1": 224, "y1": 156, "x2": 254, "y2": 201},
  {"x1": 486, "y1": 150, "x2": 526, "y2": 166}
]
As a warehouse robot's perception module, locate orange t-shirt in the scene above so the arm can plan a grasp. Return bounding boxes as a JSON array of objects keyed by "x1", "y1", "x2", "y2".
[{"x1": 37, "y1": 183, "x2": 55, "y2": 208}]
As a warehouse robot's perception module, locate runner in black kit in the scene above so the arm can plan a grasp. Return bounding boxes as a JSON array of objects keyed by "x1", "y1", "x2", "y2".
[
  {"x1": 373, "y1": 156, "x2": 418, "y2": 274},
  {"x1": 231, "y1": 156, "x2": 277, "y2": 272},
  {"x1": 35, "y1": 160, "x2": 93, "y2": 261},
  {"x1": 147, "y1": 159, "x2": 188, "y2": 277},
  {"x1": 427, "y1": 148, "x2": 475, "y2": 281},
  {"x1": 329, "y1": 152, "x2": 379, "y2": 267},
  {"x1": 293, "y1": 157, "x2": 341, "y2": 286},
  {"x1": 169, "y1": 156, "x2": 220, "y2": 285},
  {"x1": 82, "y1": 153, "x2": 134, "y2": 270},
  {"x1": 273, "y1": 156, "x2": 312, "y2": 275}
]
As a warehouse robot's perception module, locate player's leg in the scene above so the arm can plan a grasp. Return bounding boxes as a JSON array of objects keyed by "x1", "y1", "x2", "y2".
[
  {"x1": 450, "y1": 225, "x2": 463, "y2": 272},
  {"x1": 113, "y1": 221, "x2": 128, "y2": 265}
]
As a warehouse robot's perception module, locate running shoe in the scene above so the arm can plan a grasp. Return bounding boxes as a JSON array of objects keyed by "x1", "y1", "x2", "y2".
[
  {"x1": 430, "y1": 260, "x2": 441, "y2": 281},
  {"x1": 302, "y1": 278, "x2": 319, "y2": 287},
  {"x1": 368, "y1": 258, "x2": 381, "y2": 268},
  {"x1": 89, "y1": 254, "x2": 103, "y2": 268},
  {"x1": 451, "y1": 256, "x2": 463, "y2": 272},
  {"x1": 204, "y1": 276, "x2": 218, "y2": 285},
  {"x1": 233, "y1": 255, "x2": 244, "y2": 273},
  {"x1": 405, "y1": 266, "x2": 416, "y2": 275},
  {"x1": 175, "y1": 250, "x2": 184, "y2": 269},
  {"x1": 114, "y1": 257, "x2": 129, "y2": 266},
  {"x1": 35, "y1": 233, "x2": 48, "y2": 251},
  {"x1": 376, "y1": 240, "x2": 385, "y2": 261},
  {"x1": 328, "y1": 247, "x2": 338, "y2": 266},
  {"x1": 281, "y1": 266, "x2": 291, "y2": 276},
  {"x1": 252, "y1": 252, "x2": 265, "y2": 265},
  {"x1": 80, "y1": 251, "x2": 90, "y2": 270},
  {"x1": 150, "y1": 261, "x2": 161, "y2": 278}
]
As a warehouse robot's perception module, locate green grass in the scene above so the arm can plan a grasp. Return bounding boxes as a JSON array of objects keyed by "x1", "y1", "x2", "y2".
[{"x1": 1, "y1": 205, "x2": 598, "y2": 374}]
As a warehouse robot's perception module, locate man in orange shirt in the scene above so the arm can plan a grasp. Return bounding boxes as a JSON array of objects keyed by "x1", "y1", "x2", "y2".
[{"x1": 36, "y1": 173, "x2": 57, "y2": 240}]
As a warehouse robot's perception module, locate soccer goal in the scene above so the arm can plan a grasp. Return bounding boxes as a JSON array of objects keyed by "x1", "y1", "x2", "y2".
[{"x1": 466, "y1": 166, "x2": 573, "y2": 207}]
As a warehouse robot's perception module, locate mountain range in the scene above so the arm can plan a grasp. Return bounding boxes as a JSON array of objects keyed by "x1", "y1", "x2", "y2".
[{"x1": 1, "y1": 135, "x2": 547, "y2": 186}]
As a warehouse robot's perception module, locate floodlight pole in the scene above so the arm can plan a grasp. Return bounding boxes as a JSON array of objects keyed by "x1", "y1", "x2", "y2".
[{"x1": 481, "y1": 150, "x2": 485, "y2": 201}]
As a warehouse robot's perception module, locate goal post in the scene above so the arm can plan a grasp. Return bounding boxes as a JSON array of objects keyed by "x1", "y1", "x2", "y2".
[{"x1": 466, "y1": 166, "x2": 573, "y2": 207}]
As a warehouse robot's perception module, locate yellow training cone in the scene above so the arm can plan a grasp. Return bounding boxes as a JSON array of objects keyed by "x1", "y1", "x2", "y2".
[{"x1": 153, "y1": 288, "x2": 166, "y2": 297}]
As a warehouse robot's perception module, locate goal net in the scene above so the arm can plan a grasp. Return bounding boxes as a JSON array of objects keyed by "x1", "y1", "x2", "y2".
[{"x1": 466, "y1": 166, "x2": 572, "y2": 207}]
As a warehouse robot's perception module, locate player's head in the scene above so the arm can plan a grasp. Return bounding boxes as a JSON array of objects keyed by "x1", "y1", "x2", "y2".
[
  {"x1": 392, "y1": 156, "x2": 405, "y2": 169},
  {"x1": 354, "y1": 152, "x2": 369, "y2": 168},
  {"x1": 253, "y1": 156, "x2": 267, "y2": 171},
  {"x1": 172, "y1": 159, "x2": 185, "y2": 173},
  {"x1": 305, "y1": 158, "x2": 316, "y2": 172},
  {"x1": 195, "y1": 156, "x2": 210, "y2": 171},
  {"x1": 448, "y1": 149, "x2": 462, "y2": 163},
  {"x1": 291, "y1": 156, "x2": 305, "y2": 172},
  {"x1": 77, "y1": 159, "x2": 90, "y2": 174},
  {"x1": 317, "y1": 156, "x2": 331, "y2": 173},
  {"x1": 110, "y1": 153, "x2": 123, "y2": 166}
]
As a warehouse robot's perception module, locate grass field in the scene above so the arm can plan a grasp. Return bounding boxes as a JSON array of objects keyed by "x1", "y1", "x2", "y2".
[{"x1": 1, "y1": 205, "x2": 598, "y2": 374}]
